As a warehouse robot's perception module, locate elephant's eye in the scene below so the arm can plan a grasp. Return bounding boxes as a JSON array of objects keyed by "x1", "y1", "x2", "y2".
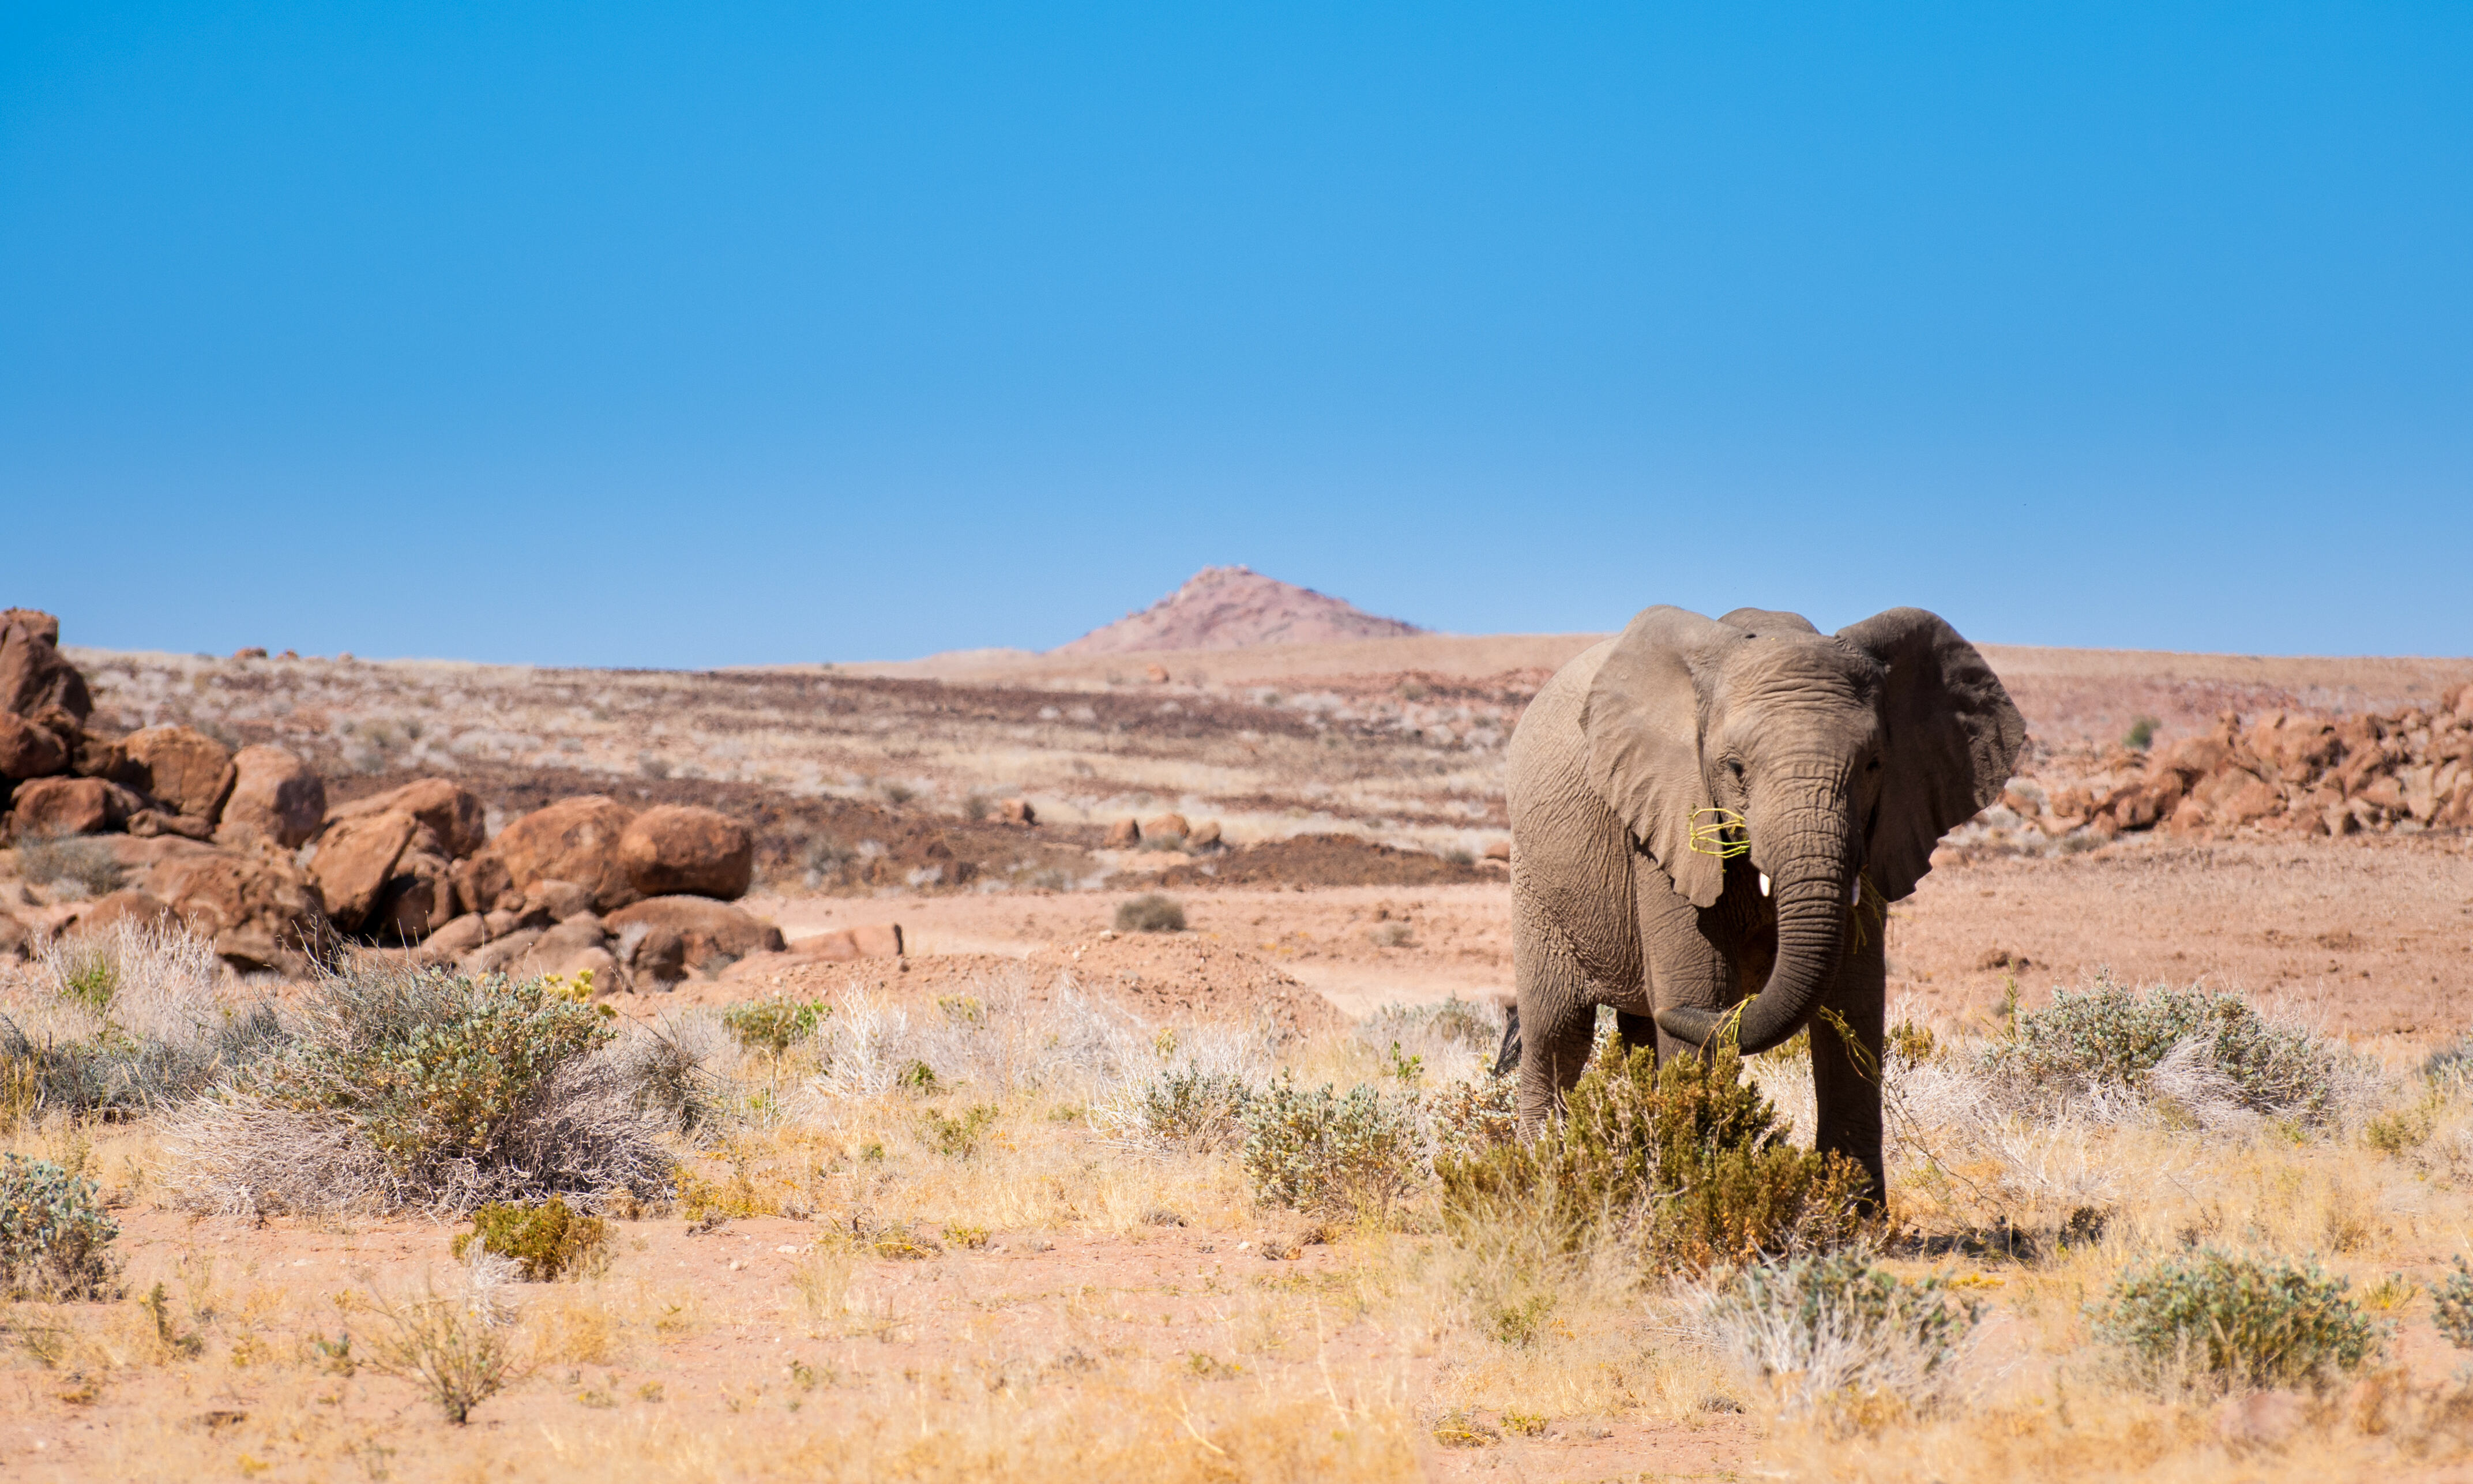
[
  {"x1": 1727, "y1": 759, "x2": 1745, "y2": 782},
  {"x1": 1866, "y1": 757, "x2": 1881, "y2": 772}
]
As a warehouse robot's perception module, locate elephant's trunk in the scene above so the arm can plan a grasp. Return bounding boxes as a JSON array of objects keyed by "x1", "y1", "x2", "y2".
[{"x1": 1655, "y1": 797, "x2": 1851, "y2": 1056}]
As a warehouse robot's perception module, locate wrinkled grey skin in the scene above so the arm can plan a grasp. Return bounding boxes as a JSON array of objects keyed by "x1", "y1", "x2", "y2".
[{"x1": 1505, "y1": 604, "x2": 2023, "y2": 1205}]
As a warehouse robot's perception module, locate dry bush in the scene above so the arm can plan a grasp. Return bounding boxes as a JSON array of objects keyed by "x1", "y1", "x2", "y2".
[
  {"x1": 1700, "y1": 1253, "x2": 1985, "y2": 1424},
  {"x1": 1441, "y1": 1042, "x2": 1866, "y2": 1276},
  {"x1": 14, "y1": 836, "x2": 125, "y2": 898},
  {"x1": 162, "y1": 964, "x2": 675, "y2": 1216},
  {"x1": 450, "y1": 1198, "x2": 609, "y2": 1282},
  {"x1": 354, "y1": 1265, "x2": 526, "y2": 1425},
  {"x1": 1114, "y1": 893, "x2": 1186, "y2": 933},
  {"x1": 1241, "y1": 1075, "x2": 1425, "y2": 1221},
  {"x1": 1, "y1": 920, "x2": 281, "y2": 1121}
]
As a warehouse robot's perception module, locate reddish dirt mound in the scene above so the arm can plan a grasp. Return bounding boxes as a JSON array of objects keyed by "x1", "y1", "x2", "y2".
[
  {"x1": 655, "y1": 934, "x2": 1345, "y2": 1036},
  {"x1": 1053, "y1": 565, "x2": 1424, "y2": 655},
  {"x1": 1143, "y1": 832, "x2": 1493, "y2": 890}
]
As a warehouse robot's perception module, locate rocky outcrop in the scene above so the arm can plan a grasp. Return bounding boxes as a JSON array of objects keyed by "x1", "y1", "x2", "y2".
[
  {"x1": 217, "y1": 746, "x2": 327, "y2": 849},
  {"x1": 471, "y1": 796, "x2": 638, "y2": 914},
  {"x1": 328, "y1": 778, "x2": 486, "y2": 859},
  {"x1": 143, "y1": 841, "x2": 326, "y2": 974},
  {"x1": 604, "y1": 895, "x2": 786, "y2": 983},
  {"x1": 118, "y1": 726, "x2": 236, "y2": 824},
  {"x1": 616, "y1": 804, "x2": 753, "y2": 900},
  {"x1": 0, "y1": 612, "x2": 91, "y2": 726},
  {"x1": 1141, "y1": 812, "x2": 1190, "y2": 841},
  {"x1": 6, "y1": 776, "x2": 144, "y2": 840},
  {"x1": 1997, "y1": 685, "x2": 2473, "y2": 844},
  {"x1": 309, "y1": 810, "x2": 418, "y2": 931},
  {"x1": 0, "y1": 712, "x2": 68, "y2": 780},
  {"x1": 1104, "y1": 818, "x2": 1140, "y2": 848}
]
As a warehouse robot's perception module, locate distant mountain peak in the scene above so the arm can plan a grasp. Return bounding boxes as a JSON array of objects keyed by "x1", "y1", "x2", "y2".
[{"x1": 1051, "y1": 566, "x2": 1426, "y2": 655}]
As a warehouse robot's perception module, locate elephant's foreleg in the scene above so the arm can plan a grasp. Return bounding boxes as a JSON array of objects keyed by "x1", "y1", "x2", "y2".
[
  {"x1": 1809, "y1": 939, "x2": 1887, "y2": 1213},
  {"x1": 1613, "y1": 1010, "x2": 1658, "y2": 1057},
  {"x1": 1512, "y1": 899, "x2": 1602, "y2": 1129}
]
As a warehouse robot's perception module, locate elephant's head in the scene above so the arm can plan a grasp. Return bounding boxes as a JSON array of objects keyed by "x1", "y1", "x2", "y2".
[{"x1": 1580, "y1": 604, "x2": 2024, "y2": 1055}]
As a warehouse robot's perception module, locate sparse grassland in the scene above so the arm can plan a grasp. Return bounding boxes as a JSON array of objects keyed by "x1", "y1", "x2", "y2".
[{"x1": 7, "y1": 919, "x2": 2473, "y2": 1480}]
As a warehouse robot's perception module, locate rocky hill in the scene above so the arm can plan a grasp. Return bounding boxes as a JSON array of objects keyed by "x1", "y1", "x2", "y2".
[{"x1": 1053, "y1": 566, "x2": 1425, "y2": 655}]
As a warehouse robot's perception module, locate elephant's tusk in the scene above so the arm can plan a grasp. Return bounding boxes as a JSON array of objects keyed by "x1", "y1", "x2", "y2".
[
  {"x1": 1757, "y1": 873, "x2": 1771, "y2": 897},
  {"x1": 1850, "y1": 878, "x2": 1862, "y2": 904}
]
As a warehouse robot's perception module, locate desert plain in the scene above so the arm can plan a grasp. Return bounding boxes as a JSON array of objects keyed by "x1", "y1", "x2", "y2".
[{"x1": 6, "y1": 594, "x2": 2473, "y2": 1483}]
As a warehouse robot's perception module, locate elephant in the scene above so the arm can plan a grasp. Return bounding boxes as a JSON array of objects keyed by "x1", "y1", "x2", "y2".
[{"x1": 1503, "y1": 603, "x2": 2024, "y2": 1207}]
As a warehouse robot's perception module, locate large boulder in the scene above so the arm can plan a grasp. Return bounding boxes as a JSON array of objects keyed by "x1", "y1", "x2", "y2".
[
  {"x1": 473, "y1": 796, "x2": 638, "y2": 913},
  {"x1": 6, "y1": 776, "x2": 144, "y2": 840},
  {"x1": 0, "y1": 613, "x2": 91, "y2": 725},
  {"x1": 118, "y1": 726, "x2": 236, "y2": 823},
  {"x1": 616, "y1": 805, "x2": 753, "y2": 900},
  {"x1": 367, "y1": 844, "x2": 456, "y2": 944},
  {"x1": 216, "y1": 746, "x2": 328, "y2": 849},
  {"x1": 605, "y1": 895, "x2": 785, "y2": 983},
  {"x1": 0, "y1": 712, "x2": 68, "y2": 780},
  {"x1": 327, "y1": 778, "x2": 485, "y2": 859},
  {"x1": 138, "y1": 840, "x2": 327, "y2": 975},
  {"x1": 307, "y1": 809, "x2": 418, "y2": 930}
]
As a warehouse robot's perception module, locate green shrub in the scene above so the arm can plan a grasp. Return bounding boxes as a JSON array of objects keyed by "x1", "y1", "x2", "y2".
[
  {"x1": 1124, "y1": 1065, "x2": 1254, "y2": 1152},
  {"x1": 450, "y1": 1199, "x2": 608, "y2": 1282},
  {"x1": 1704, "y1": 1253, "x2": 1982, "y2": 1417},
  {"x1": 0, "y1": 1154, "x2": 120, "y2": 1300},
  {"x1": 1438, "y1": 1043, "x2": 1865, "y2": 1275},
  {"x1": 1242, "y1": 1076, "x2": 1425, "y2": 1222},
  {"x1": 1114, "y1": 893, "x2": 1186, "y2": 933},
  {"x1": 186, "y1": 965, "x2": 674, "y2": 1213},
  {"x1": 922, "y1": 1103, "x2": 998, "y2": 1158},
  {"x1": 721, "y1": 996, "x2": 829, "y2": 1058},
  {"x1": 1991, "y1": 976, "x2": 2345, "y2": 1122},
  {"x1": 1425, "y1": 1076, "x2": 1519, "y2": 1162},
  {"x1": 2091, "y1": 1249, "x2": 2384, "y2": 1391},
  {"x1": 2124, "y1": 716, "x2": 2160, "y2": 751},
  {"x1": 252, "y1": 972, "x2": 615, "y2": 1177},
  {"x1": 2432, "y1": 1256, "x2": 2473, "y2": 1350}
]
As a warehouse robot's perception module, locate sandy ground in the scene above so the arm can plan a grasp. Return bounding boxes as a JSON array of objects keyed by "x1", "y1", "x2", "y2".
[{"x1": 713, "y1": 828, "x2": 2473, "y2": 1035}]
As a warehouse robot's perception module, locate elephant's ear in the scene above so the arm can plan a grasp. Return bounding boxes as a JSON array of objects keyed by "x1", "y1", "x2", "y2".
[
  {"x1": 1582, "y1": 605, "x2": 1730, "y2": 909},
  {"x1": 1837, "y1": 607, "x2": 2025, "y2": 902}
]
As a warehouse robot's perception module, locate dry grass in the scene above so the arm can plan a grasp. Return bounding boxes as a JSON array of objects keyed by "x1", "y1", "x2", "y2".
[{"x1": 7, "y1": 967, "x2": 2473, "y2": 1480}]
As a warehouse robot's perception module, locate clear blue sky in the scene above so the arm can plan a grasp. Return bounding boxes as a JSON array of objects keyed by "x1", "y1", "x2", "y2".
[{"x1": 5, "y1": 4, "x2": 2468, "y2": 666}]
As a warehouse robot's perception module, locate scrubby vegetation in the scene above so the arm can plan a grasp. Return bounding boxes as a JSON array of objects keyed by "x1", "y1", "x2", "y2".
[
  {"x1": 1703, "y1": 1253, "x2": 1983, "y2": 1421},
  {"x1": 1114, "y1": 893, "x2": 1186, "y2": 933},
  {"x1": 2092, "y1": 1249, "x2": 2386, "y2": 1391},
  {"x1": 10, "y1": 945, "x2": 2473, "y2": 1477},
  {"x1": 452, "y1": 1198, "x2": 610, "y2": 1282},
  {"x1": 1441, "y1": 1042, "x2": 1867, "y2": 1275},
  {"x1": 0, "y1": 1153, "x2": 119, "y2": 1299},
  {"x1": 167, "y1": 962, "x2": 679, "y2": 1215}
]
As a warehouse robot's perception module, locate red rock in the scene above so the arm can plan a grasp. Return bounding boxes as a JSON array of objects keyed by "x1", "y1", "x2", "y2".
[
  {"x1": 6, "y1": 776, "x2": 143, "y2": 839},
  {"x1": 423, "y1": 912, "x2": 491, "y2": 957},
  {"x1": 1104, "y1": 819, "x2": 1140, "y2": 848},
  {"x1": 327, "y1": 778, "x2": 484, "y2": 859},
  {"x1": 452, "y1": 852, "x2": 518, "y2": 917},
  {"x1": 118, "y1": 726, "x2": 237, "y2": 823},
  {"x1": 605, "y1": 895, "x2": 786, "y2": 982},
  {"x1": 472, "y1": 796, "x2": 637, "y2": 913},
  {"x1": 0, "y1": 610, "x2": 60, "y2": 647},
  {"x1": 2220, "y1": 777, "x2": 2283, "y2": 826},
  {"x1": 783, "y1": 922, "x2": 905, "y2": 961},
  {"x1": 0, "y1": 712, "x2": 67, "y2": 780},
  {"x1": 126, "y1": 809, "x2": 215, "y2": 841},
  {"x1": 0, "y1": 617, "x2": 91, "y2": 724},
  {"x1": 524, "y1": 878, "x2": 597, "y2": 922},
  {"x1": 216, "y1": 746, "x2": 327, "y2": 850},
  {"x1": 1187, "y1": 820, "x2": 1223, "y2": 850},
  {"x1": 1481, "y1": 839, "x2": 1510, "y2": 862},
  {"x1": 369, "y1": 848, "x2": 456, "y2": 944},
  {"x1": 73, "y1": 888, "x2": 175, "y2": 938},
  {"x1": 1142, "y1": 812, "x2": 1190, "y2": 841},
  {"x1": 1145, "y1": 663, "x2": 1171, "y2": 684},
  {"x1": 308, "y1": 810, "x2": 418, "y2": 930},
  {"x1": 616, "y1": 805, "x2": 753, "y2": 900},
  {"x1": 999, "y1": 798, "x2": 1038, "y2": 826},
  {"x1": 141, "y1": 841, "x2": 326, "y2": 974},
  {"x1": 2164, "y1": 797, "x2": 2209, "y2": 835},
  {"x1": 0, "y1": 904, "x2": 31, "y2": 959}
]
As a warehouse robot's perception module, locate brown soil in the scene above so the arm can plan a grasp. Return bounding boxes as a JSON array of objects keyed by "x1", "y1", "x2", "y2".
[{"x1": 1135, "y1": 834, "x2": 1497, "y2": 892}]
